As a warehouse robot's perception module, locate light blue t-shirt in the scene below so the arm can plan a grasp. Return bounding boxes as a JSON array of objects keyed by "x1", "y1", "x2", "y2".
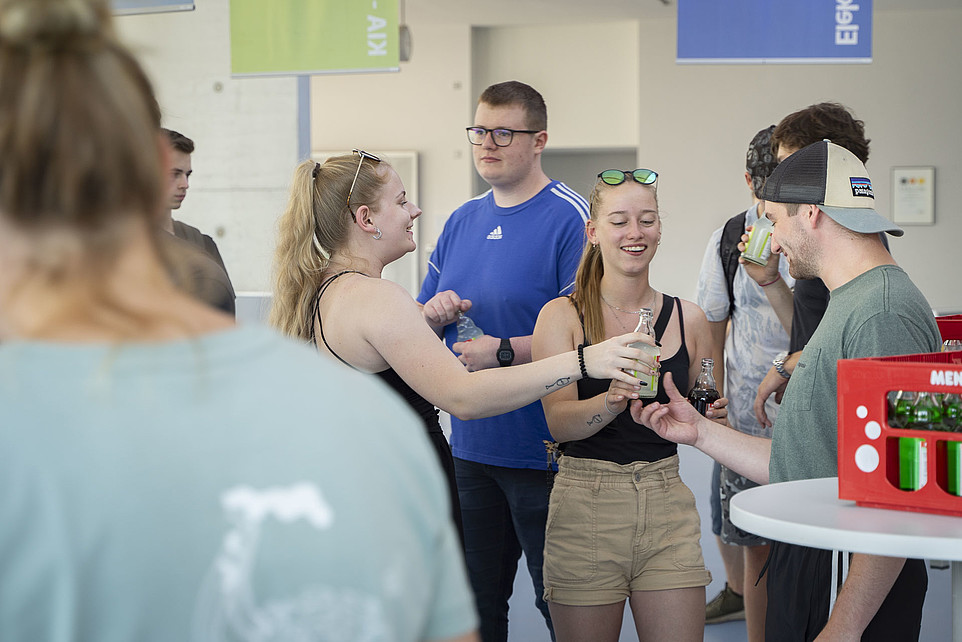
[
  {"x1": 0, "y1": 325, "x2": 476, "y2": 642},
  {"x1": 418, "y1": 181, "x2": 588, "y2": 468},
  {"x1": 696, "y1": 203, "x2": 795, "y2": 437}
]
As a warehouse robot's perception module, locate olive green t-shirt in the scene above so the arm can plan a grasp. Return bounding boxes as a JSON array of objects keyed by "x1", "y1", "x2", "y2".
[{"x1": 769, "y1": 265, "x2": 941, "y2": 484}]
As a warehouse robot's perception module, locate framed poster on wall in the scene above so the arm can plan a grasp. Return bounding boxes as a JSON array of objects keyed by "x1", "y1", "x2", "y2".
[{"x1": 892, "y1": 166, "x2": 935, "y2": 226}]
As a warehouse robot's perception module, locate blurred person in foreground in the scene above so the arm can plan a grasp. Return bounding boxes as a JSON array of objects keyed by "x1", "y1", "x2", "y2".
[{"x1": 0, "y1": 1, "x2": 478, "y2": 640}]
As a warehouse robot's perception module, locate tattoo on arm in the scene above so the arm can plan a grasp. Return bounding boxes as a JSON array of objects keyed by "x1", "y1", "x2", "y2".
[
  {"x1": 546, "y1": 376, "x2": 572, "y2": 391},
  {"x1": 586, "y1": 414, "x2": 603, "y2": 426}
]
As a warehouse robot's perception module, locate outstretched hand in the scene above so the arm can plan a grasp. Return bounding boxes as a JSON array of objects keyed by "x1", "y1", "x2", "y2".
[
  {"x1": 632, "y1": 372, "x2": 706, "y2": 446},
  {"x1": 584, "y1": 332, "x2": 656, "y2": 387}
]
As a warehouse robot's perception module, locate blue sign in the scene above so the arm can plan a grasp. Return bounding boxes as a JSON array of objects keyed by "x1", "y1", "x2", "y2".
[{"x1": 677, "y1": 0, "x2": 872, "y2": 64}]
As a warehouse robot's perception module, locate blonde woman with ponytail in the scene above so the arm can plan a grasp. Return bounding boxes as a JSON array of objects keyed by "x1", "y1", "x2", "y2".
[
  {"x1": 0, "y1": 1, "x2": 482, "y2": 640},
  {"x1": 270, "y1": 152, "x2": 652, "y2": 543},
  {"x1": 532, "y1": 169, "x2": 728, "y2": 641}
]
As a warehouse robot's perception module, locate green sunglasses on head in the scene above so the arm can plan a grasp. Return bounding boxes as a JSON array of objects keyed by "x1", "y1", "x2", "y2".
[{"x1": 597, "y1": 168, "x2": 658, "y2": 186}]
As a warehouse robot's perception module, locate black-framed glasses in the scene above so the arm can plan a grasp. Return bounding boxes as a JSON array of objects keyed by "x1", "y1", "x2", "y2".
[
  {"x1": 597, "y1": 168, "x2": 658, "y2": 186},
  {"x1": 347, "y1": 148, "x2": 382, "y2": 212},
  {"x1": 466, "y1": 127, "x2": 540, "y2": 147}
]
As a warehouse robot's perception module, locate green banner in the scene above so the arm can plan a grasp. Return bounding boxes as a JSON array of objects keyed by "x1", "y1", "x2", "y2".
[{"x1": 230, "y1": 0, "x2": 399, "y2": 76}]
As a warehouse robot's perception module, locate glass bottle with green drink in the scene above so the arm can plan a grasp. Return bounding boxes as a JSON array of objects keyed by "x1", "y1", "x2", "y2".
[{"x1": 629, "y1": 308, "x2": 660, "y2": 399}]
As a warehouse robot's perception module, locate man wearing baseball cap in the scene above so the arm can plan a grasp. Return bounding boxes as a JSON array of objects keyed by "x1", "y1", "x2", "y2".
[{"x1": 639, "y1": 140, "x2": 940, "y2": 641}]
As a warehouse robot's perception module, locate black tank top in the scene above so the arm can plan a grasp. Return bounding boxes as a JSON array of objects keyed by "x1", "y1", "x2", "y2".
[
  {"x1": 564, "y1": 293, "x2": 690, "y2": 464},
  {"x1": 311, "y1": 271, "x2": 442, "y2": 434}
]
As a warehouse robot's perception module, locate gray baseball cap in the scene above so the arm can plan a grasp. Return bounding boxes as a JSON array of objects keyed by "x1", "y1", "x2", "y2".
[{"x1": 760, "y1": 140, "x2": 903, "y2": 237}]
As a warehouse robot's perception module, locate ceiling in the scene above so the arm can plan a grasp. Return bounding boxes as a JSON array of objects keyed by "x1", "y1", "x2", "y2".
[{"x1": 406, "y1": 0, "x2": 958, "y2": 27}]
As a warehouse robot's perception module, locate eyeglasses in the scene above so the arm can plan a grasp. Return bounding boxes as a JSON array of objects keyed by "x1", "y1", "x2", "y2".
[
  {"x1": 466, "y1": 127, "x2": 540, "y2": 147},
  {"x1": 347, "y1": 148, "x2": 382, "y2": 212},
  {"x1": 597, "y1": 168, "x2": 658, "y2": 186}
]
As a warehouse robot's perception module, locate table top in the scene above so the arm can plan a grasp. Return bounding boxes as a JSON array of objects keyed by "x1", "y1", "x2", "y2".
[{"x1": 730, "y1": 477, "x2": 962, "y2": 560}]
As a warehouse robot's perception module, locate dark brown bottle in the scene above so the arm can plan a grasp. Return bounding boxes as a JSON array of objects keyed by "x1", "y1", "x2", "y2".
[{"x1": 688, "y1": 358, "x2": 719, "y2": 417}]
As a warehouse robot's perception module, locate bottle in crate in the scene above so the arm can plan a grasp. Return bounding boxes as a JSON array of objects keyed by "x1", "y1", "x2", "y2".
[
  {"x1": 890, "y1": 391, "x2": 917, "y2": 428},
  {"x1": 898, "y1": 437, "x2": 927, "y2": 491},
  {"x1": 942, "y1": 393, "x2": 962, "y2": 431},
  {"x1": 947, "y1": 441, "x2": 961, "y2": 496},
  {"x1": 908, "y1": 392, "x2": 942, "y2": 430}
]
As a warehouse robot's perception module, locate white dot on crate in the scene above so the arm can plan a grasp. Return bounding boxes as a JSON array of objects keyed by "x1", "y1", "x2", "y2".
[
  {"x1": 855, "y1": 444, "x2": 879, "y2": 473},
  {"x1": 856, "y1": 405, "x2": 868, "y2": 419},
  {"x1": 864, "y1": 421, "x2": 882, "y2": 440}
]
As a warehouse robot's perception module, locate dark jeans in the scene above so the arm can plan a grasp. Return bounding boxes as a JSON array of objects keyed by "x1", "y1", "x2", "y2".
[
  {"x1": 454, "y1": 457, "x2": 555, "y2": 642},
  {"x1": 765, "y1": 542, "x2": 927, "y2": 641}
]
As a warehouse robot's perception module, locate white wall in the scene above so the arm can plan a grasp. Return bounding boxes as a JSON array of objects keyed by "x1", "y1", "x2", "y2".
[
  {"x1": 637, "y1": 8, "x2": 962, "y2": 312},
  {"x1": 114, "y1": 5, "x2": 962, "y2": 312},
  {"x1": 116, "y1": 0, "x2": 299, "y2": 293},
  {"x1": 472, "y1": 21, "x2": 640, "y2": 150},
  {"x1": 309, "y1": 23, "x2": 475, "y2": 272}
]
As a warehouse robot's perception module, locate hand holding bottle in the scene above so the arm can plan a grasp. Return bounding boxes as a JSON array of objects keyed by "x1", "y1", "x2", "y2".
[
  {"x1": 421, "y1": 289, "x2": 471, "y2": 331},
  {"x1": 582, "y1": 332, "x2": 656, "y2": 386}
]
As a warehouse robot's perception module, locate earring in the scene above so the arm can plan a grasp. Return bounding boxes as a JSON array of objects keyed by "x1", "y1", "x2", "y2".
[{"x1": 373, "y1": 226, "x2": 382, "y2": 240}]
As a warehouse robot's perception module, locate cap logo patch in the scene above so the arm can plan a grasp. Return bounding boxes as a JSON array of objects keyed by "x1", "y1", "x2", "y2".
[{"x1": 850, "y1": 177, "x2": 874, "y2": 199}]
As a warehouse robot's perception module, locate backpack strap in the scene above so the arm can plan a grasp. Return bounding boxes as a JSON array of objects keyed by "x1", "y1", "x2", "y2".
[{"x1": 719, "y1": 211, "x2": 747, "y2": 319}]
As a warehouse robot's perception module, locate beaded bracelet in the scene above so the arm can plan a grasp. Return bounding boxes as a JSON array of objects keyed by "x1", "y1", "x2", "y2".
[
  {"x1": 577, "y1": 343, "x2": 588, "y2": 379},
  {"x1": 759, "y1": 274, "x2": 781, "y2": 288}
]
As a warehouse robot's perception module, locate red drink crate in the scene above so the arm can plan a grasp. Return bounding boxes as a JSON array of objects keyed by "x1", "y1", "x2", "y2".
[{"x1": 837, "y1": 316, "x2": 962, "y2": 517}]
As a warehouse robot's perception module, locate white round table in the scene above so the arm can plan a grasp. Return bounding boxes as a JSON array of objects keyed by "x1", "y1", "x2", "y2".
[{"x1": 731, "y1": 476, "x2": 962, "y2": 640}]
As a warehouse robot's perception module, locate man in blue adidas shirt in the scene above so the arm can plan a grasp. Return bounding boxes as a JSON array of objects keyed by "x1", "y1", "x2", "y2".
[{"x1": 418, "y1": 80, "x2": 588, "y2": 642}]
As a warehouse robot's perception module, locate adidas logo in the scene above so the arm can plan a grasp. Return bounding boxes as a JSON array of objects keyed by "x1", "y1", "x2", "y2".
[{"x1": 487, "y1": 225, "x2": 503, "y2": 240}]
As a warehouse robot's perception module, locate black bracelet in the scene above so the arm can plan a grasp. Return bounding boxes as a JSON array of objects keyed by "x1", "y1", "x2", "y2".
[{"x1": 577, "y1": 343, "x2": 588, "y2": 379}]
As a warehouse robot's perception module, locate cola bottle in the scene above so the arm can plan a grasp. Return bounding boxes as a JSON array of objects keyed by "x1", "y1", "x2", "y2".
[{"x1": 687, "y1": 358, "x2": 720, "y2": 416}]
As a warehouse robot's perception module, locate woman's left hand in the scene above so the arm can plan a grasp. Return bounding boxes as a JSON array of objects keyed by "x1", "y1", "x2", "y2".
[{"x1": 705, "y1": 396, "x2": 729, "y2": 426}]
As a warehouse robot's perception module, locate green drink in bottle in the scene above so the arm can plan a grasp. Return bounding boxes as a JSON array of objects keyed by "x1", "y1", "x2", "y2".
[{"x1": 629, "y1": 308, "x2": 660, "y2": 399}]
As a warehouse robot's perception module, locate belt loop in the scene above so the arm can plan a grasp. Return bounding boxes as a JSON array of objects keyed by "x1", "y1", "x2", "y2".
[{"x1": 593, "y1": 471, "x2": 603, "y2": 495}]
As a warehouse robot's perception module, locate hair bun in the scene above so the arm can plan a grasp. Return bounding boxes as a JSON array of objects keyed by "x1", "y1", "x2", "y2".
[{"x1": 0, "y1": 0, "x2": 111, "y2": 48}]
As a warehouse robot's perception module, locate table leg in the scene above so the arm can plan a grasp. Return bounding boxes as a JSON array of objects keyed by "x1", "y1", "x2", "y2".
[{"x1": 954, "y1": 561, "x2": 960, "y2": 642}]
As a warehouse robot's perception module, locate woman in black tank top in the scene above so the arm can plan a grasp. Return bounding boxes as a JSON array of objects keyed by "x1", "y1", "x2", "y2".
[
  {"x1": 531, "y1": 169, "x2": 729, "y2": 640},
  {"x1": 269, "y1": 153, "x2": 654, "y2": 549}
]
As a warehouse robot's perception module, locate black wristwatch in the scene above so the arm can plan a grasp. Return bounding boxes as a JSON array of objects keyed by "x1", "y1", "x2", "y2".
[{"x1": 497, "y1": 337, "x2": 515, "y2": 367}]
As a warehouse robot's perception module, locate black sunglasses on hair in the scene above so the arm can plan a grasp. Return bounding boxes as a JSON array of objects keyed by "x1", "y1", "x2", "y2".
[{"x1": 597, "y1": 168, "x2": 658, "y2": 186}]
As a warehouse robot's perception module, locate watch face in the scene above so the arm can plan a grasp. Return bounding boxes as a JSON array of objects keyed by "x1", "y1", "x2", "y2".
[{"x1": 498, "y1": 350, "x2": 512, "y2": 362}]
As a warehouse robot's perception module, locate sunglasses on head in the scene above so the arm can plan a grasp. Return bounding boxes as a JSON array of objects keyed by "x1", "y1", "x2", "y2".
[
  {"x1": 347, "y1": 148, "x2": 382, "y2": 211},
  {"x1": 597, "y1": 168, "x2": 658, "y2": 186}
]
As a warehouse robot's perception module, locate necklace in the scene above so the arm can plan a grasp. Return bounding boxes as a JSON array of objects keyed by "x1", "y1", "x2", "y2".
[
  {"x1": 601, "y1": 292, "x2": 657, "y2": 333},
  {"x1": 601, "y1": 295, "x2": 645, "y2": 315}
]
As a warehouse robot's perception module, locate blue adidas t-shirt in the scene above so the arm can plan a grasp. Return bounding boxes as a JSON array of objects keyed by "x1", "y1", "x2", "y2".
[{"x1": 418, "y1": 180, "x2": 588, "y2": 468}]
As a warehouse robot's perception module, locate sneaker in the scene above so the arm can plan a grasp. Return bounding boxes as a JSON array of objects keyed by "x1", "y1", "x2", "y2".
[{"x1": 705, "y1": 583, "x2": 745, "y2": 624}]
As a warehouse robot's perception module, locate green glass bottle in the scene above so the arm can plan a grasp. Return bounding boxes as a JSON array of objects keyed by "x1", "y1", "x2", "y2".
[
  {"x1": 942, "y1": 393, "x2": 962, "y2": 432},
  {"x1": 891, "y1": 391, "x2": 917, "y2": 429},
  {"x1": 908, "y1": 392, "x2": 943, "y2": 431}
]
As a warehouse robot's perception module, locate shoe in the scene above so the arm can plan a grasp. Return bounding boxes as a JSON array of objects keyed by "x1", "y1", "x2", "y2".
[{"x1": 705, "y1": 583, "x2": 745, "y2": 624}]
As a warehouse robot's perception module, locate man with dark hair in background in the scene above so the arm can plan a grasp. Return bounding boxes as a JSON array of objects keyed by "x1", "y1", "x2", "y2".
[
  {"x1": 159, "y1": 128, "x2": 235, "y2": 316},
  {"x1": 742, "y1": 103, "x2": 884, "y2": 428},
  {"x1": 696, "y1": 125, "x2": 793, "y2": 640}
]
